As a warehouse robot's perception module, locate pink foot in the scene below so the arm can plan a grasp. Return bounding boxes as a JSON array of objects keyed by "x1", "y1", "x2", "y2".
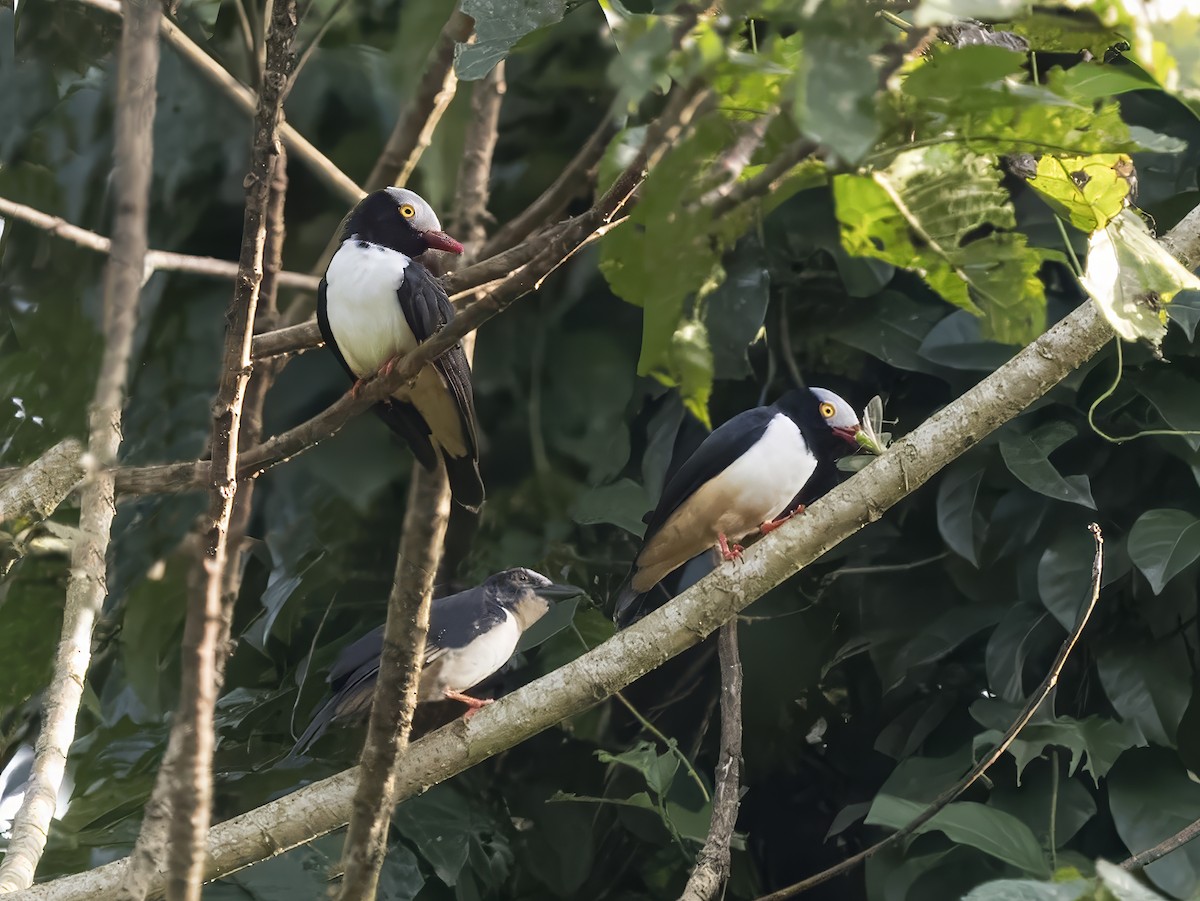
[
  {"x1": 717, "y1": 533, "x2": 744, "y2": 562},
  {"x1": 760, "y1": 504, "x2": 806, "y2": 534},
  {"x1": 445, "y1": 688, "x2": 493, "y2": 719}
]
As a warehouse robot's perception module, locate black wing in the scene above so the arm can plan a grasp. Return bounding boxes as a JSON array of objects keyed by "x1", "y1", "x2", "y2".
[
  {"x1": 317, "y1": 278, "x2": 439, "y2": 470},
  {"x1": 425, "y1": 587, "x2": 508, "y2": 661},
  {"x1": 641, "y1": 406, "x2": 776, "y2": 539}
]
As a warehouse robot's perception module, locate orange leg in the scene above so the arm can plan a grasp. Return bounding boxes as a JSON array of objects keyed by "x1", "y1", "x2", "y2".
[
  {"x1": 716, "y1": 533, "x2": 744, "y2": 561},
  {"x1": 445, "y1": 688, "x2": 493, "y2": 719},
  {"x1": 760, "y1": 504, "x2": 806, "y2": 535}
]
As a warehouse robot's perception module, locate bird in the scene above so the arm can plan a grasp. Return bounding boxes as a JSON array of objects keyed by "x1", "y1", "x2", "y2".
[
  {"x1": 317, "y1": 187, "x2": 485, "y2": 511},
  {"x1": 289, "y1": 568, "x2": 581, "y2": 757},
  {"x1": 615, "y1": 387, "x2": 871, "y2": 626}
]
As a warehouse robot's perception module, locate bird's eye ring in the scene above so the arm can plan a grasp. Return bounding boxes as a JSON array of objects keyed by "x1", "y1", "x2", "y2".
[
  {"x1": 819, "y1": 402, "x2": 836, "y2": 418},
  {"x1": 399, "y1": 204, "x2": 416, "y2": 219}
]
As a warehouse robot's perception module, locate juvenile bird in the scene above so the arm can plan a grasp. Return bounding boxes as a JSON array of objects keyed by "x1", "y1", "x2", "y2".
[
  {"x1": 290, "y1": 568, "x2": 580, "y2": 757},
  {"x1": 615, "y1": 387, "x2": 871, "y2": 625},
  {"x1": 318, "y1": 187, "x2": 484, "y2": 510}
]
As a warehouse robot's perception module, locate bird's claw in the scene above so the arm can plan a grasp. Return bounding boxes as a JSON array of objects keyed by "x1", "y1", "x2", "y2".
[
  {"x1": 760, "y1": 504, "x2": 806, "y2": 535},
  {"x1": 445, "y1": 688, "x2": 493, "y2": 719},
  {"x1": 350, "y1": 378, "x2": 367, "y2": 399},
  {"x1": 717, "y1": 533, "x2": 744, "y2": 562}
]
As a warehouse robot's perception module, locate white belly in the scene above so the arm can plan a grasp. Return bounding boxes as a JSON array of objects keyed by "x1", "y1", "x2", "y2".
[
  {"x1": 324, "y1": 241, "x2": 417, "y2": 377},
  {"x1": 419, "y1": 611, "x2": 521, "y2": 699},
  {"x1": 633, "y1": 414, "x2": 816, "y2": 590}
]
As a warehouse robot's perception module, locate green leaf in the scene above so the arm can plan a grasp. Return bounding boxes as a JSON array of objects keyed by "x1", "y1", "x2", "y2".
[
  {"x1": 1108, "y1": 748, "x2": 1200, "y2": 899},
  {"x1": 455, "y1": 0, "x2": 567, "y2": 80},
  {"x1": 985, "y1": 603, "x2": 1053, "y2": 703},
  {"x1": 1167, "y1": 289, "x2": 1200, "y2": 341},
  {"x1": 834, "y1": 146, "x2": 1048, "y2": 344},
  {"x1": 936, "y1": 459, "x2": 986, "y2": 566},
  {"x1": 1024, "y1": 153, "x2": 1135, "y2": 232},
  {"x1": 999, "y1": 422, "x2": 1095, "y2": 509},
  {"x1": 1138, "y1": 371, "x2": 1200, "y2": 452},
  {"x1": 515, "y1": 596, "x2": 580, "y2": 654},
  {"x1": 1081, "y1": 209, "x2": 1200, "y2": 353},
  {"x1": 1049, "y1": 63, "x2": 1162, "y2": 102},
  {"x1": 963, "y1": 879, "x2": 1090, "y2": 901},
  {"x1": 797, "y1": 38, "x2": 880, "y2": 164},
  {"x1": 1097, "y1": 642, "x2": 1190, "y2": 747},
  {"x1": 570, "y1": 478, "x2": 651, "y2": 537},
  {"x1": 1128, "y1": 508, "x2": 1200, "y2": 594},
  {"x1": 865, "y1": 796, "x2": 1051, "y2": 877},
  {"x1": 596, "y1": 741, "x2": 680, "y2": 797},
  {"x1": 703, "y1": 242, "x2": 769, "y2": 380},
  {"x1": 1037, "y1": 528, "x2": 1128, "y2": 630}
]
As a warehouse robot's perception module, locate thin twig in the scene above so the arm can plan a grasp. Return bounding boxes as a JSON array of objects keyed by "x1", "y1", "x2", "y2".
[
  {"x1": 696, "y1": 111, "x2": 778, "y2": 208},
  {"x1": 364, "y1": 8, "x2": 472, "y2": 191},
  {"x1": 702, "y1": 138, "x2": 819, "y2": 220},
  {"x1": 1121, "y1": 819, "x2": 1200, "y2": 871},
  {"x1": 756, "y1": 523, "x2": 1106, "y2": 901},
  {"x1": 334, "y1": 471, "x2": 452, "y2": 899},
  {"x1": 0, "y1": 196, "x2": 319, "y2": 290},
  {"x1": 0, "y1": 0, "x2": 159, "y2": 891},
  {"x1": 74, "y1": 0, "x2": 362, "y2": 204},
  {"x1": 480, "y1": 112, "x2": 616, "y2": 257},
  {"x1": 162, "y1": 3, "x2": 297, "y2": 898},
  {"x1": 679, "y1": 621, "x2": 743, "y2": 901}
]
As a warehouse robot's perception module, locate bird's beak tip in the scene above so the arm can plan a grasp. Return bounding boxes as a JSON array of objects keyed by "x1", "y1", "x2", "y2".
[
  {"x1": 424, "y1": 230, "x2": 465, "y2": 255},
  {"x1": 539, "y1": 584, "x2": 583, "y2": 600}
]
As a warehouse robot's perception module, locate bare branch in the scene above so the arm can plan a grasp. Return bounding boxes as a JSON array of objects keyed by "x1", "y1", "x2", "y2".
[
  {"x1": 1122, "y1": 818, "x2": 1200, "y2": 871},
  {"x1": 162, "y1": 3, "x2": 297, "y2": 898},
  {"x1": 74, "y1": 0, "x2": 362, "y2": 205},
  {"x1": 679, "y1": 621, "x2": 743, "y2": 901},
  {"x1": 450, "y1": 62, "x2": 506, "y2": 253},
  {"x1": 7, "y1": 288, "x2": 1128, "y2": 901},
  {"x1": 0, "y1": 196, "x2": 319, "y2": 291},
  {"x1": 335, "y1": 470, "x2": 451, "y2": 899},
  {"x1": 0, "y1": 439, "x2": 84, "y2": 529},
  {"x1": 363, "y1": 9, "x2": 473, "y2": 192},
  {"x1": 0, "y1": 0, "x2": 159, "y2": 891},
  {"x1": 756, "y1": 523, "x2": 1106, "y2": 901},
  {"x1": 700, "y1": 137, "x2": 819, "y2": 220},
  {"x1": 695, "y1": 111, "x2": 779, "y2": 208}
]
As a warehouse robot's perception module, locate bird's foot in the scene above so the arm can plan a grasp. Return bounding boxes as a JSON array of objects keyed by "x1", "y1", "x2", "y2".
[
  {"x1": 379, "y1": 354, "x2": 403, "y2": 379},
  {"x1": 445, "y1": 689, "x2": 493, "y2": 718},
  {"x1": 350, "y1": 377, "x2": 367, "y2": 399},
  {"x1": 760, "y1": 504, "x2": 806, "y2": 535},
  {"x1": 717, "y1": 533, "x2": 744, "y2": 562}
]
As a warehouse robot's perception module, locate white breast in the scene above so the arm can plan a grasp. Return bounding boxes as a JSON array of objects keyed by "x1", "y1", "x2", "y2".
[
  {"x1": 419, "y1": 610, "x2": 521, "y2": 700},
  {"x1": 324, "y1": 240, "x2": 418, "y2": 377},
  {"x1": 633, "y1": 413, "x2": 816, "y2": 590}
]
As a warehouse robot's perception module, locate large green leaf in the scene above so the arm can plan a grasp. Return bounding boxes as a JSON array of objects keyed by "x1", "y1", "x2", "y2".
[
  {"x1": 866, "y1": 796, "x2": 1051, "y2": 877},
  {"x1": 936, "y1": 459, "x2": 987, "y2": 566},
  {"x1": 1023, "y1": 153, "x2": 1135, "y2": 232},
  {"x1": 834, "y1": 145, "x2": 1049, "y2": 344},
  {"x1": 455, "y1": 0, "x2": 567, "y2": 79},
  {"x1": 998, "y1": 422, "x2": 1095, "y2": 509},
  {"x1": 1097, "y1": 642, "x2": 1190, "y2": 747},
  {"x1": 1128, "y1": 508, "x2": 1200, "y2": 594}
]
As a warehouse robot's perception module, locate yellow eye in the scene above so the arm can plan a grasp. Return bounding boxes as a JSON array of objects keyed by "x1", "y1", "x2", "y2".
[
  {"x1": 819, "y1": 402, "x2": 836, "y2": 418},
  {"x1": 399, "y1": 204, "x2": 416, "y2": 218}
]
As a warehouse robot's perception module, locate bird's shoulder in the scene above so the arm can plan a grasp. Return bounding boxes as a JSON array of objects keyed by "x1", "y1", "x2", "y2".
[
  {"x1": 328, "y1": 625, "x2": 384, "y2": 692},
  {"x1": 427, "y1": 590, "x2": 509, "y2": 654},
  {"x1": 644, "y1": 406, "x2": 780, "y2": 533},
  {"x1": 397, "y1": 262, "x2": 455, "y2": 341}
]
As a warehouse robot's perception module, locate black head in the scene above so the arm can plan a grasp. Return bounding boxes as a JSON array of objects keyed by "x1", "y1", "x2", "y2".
[
  {"x1": 485, "y1": 568, "x2": 582, "y2": 629},
  {"x1": 776, "y1": 386, "x2": 864, "y2": 455},
  {"x1": 340, "y1": 187, "x2": 464, "y2": 259}
]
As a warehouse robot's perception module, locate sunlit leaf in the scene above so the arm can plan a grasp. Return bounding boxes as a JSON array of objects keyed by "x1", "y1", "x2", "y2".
[{"x1": 1023, "y1": 153, "x2": 1135, "y2": 231}]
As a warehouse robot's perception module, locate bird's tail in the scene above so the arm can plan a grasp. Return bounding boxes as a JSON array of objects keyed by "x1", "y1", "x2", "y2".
[
  {"x1": 284, "y1": 696, "x2": 339, "y2": 761},
  {"x1": 442, "y1": 451, "x2": 485, "y2": 512}
]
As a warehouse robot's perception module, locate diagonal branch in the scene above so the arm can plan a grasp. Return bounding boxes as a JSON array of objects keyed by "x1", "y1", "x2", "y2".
[
  {"x1": 363, "y1": 8, "x2": 472, "y2": 192},
  {"x1": 73, "y1": 0, "x2": 362, "y2": 205},
  {"x1": 0, "y1": 196, "x2": 319, "y2": 291},
  {"x1": 1121, "y1": 818, "x2": 1200, "y2": 871},
  {"x1": 6, "y1": 285, "x2": 1130, "y2": 901},
  {"x1": 161, "y1": 3, "x2": 297, "y2": 899},
  {"x1": 679, "y1": 620, "x2": 744, "y2": 901},
  {"x1": 0, "y1": 0, "x2": 159, "y2": 891},
  {"x1": 0, "y1": 439, "x2": 84, "y2": 531},
  {"x1": 756, "y1": 523, "x2": 1106, "y2": 900}
]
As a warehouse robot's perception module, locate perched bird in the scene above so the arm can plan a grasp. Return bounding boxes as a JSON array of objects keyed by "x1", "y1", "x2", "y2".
[
  {"x1": 615, "y1": 387, "x2": 871, "y2": 625},
  {"x1": 289, "y1": 568, "x2": 581, "y2": 757},
  {"x1": 318, "y1": 187, "x2": 484, "y2": 510}
]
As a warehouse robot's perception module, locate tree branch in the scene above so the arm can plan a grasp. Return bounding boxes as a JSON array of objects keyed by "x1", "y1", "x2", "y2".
[
  {"x1": 0, "y1": 196, "x2": 319, "y2": 291},
  {"x1": 756, "y1": 523, "x2": 1106, "y2": 900},
  {"x1": 334, "y1": 470, "x2": 451, "y2": 899},
  {"x1": 679, "y1": 621, "x2": 743, "y2": 901},
  {"x1": 363, "y1": 8, "x2": 472, "y2": 192},
  {"x1": 74, "y1": 0, "x2": 362, "y2": 205},
  {"x1": 0, "y1": 439, "x2": 85, "y2": 531},
  {"x1": 480, "y1": 113, "x2": 615, "y2": 257},
  {"x1": 162, "y1": 4, "x2": 296, "y2": 898},
  {"x1": 0, "y1": 0, "x2": 159, "y2": 890},
  {"x1": 7, "y1": 284, "x2": 1127, "y2": 901},
  {"x1": 1121, "y1": 818, "x2": 1200, "y2": 871}
]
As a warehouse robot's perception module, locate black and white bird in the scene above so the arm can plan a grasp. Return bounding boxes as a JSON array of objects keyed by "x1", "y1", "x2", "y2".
[
  {"x1": 615, "y1": 387, "x2": 871, "y2": 625},
  {"x1": 289, "y1": 568, "x2": 581, "y2": 757},
  {"x1": 318, "y1": 187, "x2": 484, "y2": 510}
]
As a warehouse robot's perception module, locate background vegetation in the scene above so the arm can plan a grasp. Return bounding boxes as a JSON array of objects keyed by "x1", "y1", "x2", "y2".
[{"x1": 5, "y1": 0, "x2": 1200, "y2": 898}]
